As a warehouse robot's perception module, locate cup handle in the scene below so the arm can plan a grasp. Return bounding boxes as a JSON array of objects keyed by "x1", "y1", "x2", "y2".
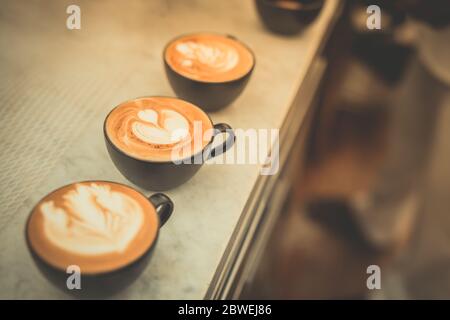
[
  {"x1": 208, "y1": 123, "x2": 236, "y2": 159},
  {"x1": 148, "y1": 193, "x2": 174, "y2": 227}
]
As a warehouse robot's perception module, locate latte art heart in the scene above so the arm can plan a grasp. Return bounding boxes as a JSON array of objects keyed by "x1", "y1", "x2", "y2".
[
  {"x1": 132, "y1": 109, "x2": 189, "y2": 146},
  {"x1": 41, "y1": 183, "x2": 143, "y2": 255},
  {"x1": 106, "y1": 97, "x2": 213, "y2": 162}
]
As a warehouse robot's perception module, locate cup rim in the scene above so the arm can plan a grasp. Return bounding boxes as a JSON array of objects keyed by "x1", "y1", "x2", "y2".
[
  {"x1": 257, "y1": 0, "x2": 324, "y2": 11},
  {"x1": 25, "y1": 180, "x2": 164, "y2": 276},
  {"x1": 163, "y1": 31, "x2": 256, "y2": 84},
  {"x1": 103, "y1": 96, "x2": 226, "y2": 164}
]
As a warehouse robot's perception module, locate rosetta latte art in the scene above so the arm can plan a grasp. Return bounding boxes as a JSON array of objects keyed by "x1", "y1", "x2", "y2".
[
  {"x1": 165, "y1": 33, "x2": 254, "y2": 82},
  {"x1": 175, "y1": 41, "x2": 239, "y2": 74},
  {"x1": 40, "y1": 183, "x2": 143, "y2": 255}
]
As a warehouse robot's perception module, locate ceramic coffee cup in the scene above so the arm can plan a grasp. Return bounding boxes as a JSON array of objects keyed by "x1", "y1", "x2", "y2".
[
  {"x1": 25, "y1": 180, "x2": 174, "y2": 298},
  {"x1": 104, "y1": 96, "x2": 236, "y2": 191},
  {"x1": 163, "y1": 32, "x2": 255, "y2": 111},
  {"x1": 255, "y1": 0, "x2": 324, "y2": 35}
]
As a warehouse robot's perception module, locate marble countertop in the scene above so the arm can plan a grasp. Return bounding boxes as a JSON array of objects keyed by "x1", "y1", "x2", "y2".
[{"x1": 0, "y1": 0, "x2": 338, "y2": 299}]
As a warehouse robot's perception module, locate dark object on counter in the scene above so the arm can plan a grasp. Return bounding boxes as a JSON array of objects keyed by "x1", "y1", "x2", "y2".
[
  {"x1": 254, "y1": 0, "x2": 324, "y2": 35},
  {"x1": 25, "y1": 183, "x2": 174, "y2": 298},
  {"x1": 163, "y1": 34, "x2": 255, "y2": 112}
]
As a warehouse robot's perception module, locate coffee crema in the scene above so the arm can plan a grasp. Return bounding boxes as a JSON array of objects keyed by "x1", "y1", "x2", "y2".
[
  {"x1": 26, "y1": 182, "x2": 158, "y2": 274},
  {"x1": 106, "y1": 97, "x2": 213, "y2": 162},
  {"x1": 272, "y1": 0, "x2": 303, "y2": 10},
  {"x1": 165, "y1": 33, "x2": 254, "y2": 83}
]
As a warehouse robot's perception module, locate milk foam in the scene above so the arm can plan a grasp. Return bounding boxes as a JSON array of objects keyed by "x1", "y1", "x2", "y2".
[
  {"x1": 40, "y1": 183, "x2": 143, "y2": 256},
  {"x1": 132, "y1": 109, "x2": 189, "y2": 146},
  {"x1": 106, "y1": 97, "x2": 213, "y2": 161},
  {"x1": 175, "y1": 41, "x2": 239, "y2": 72}
]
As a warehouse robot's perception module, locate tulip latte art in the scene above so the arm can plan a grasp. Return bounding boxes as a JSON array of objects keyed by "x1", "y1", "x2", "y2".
[
  {"x1": 106, "y1": 97, "x2": 213, "y2": 162},
  {"x1": 27, "y1": 182, "x2": 158, "y2": 273},
  {"x1": 165, "y1": 33, "x2": 254, "y2": 82}
]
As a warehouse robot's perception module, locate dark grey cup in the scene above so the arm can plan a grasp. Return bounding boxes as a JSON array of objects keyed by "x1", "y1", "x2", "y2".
[
  {"x1": 104, "y1": 97, "x2": 236, "y2": 191},
  {"x1": 164, "y1": 33, "x2": 255, "y2": 112},
  {"x1": 25, "y1": 182, "x2": 174, "y2": 298}
]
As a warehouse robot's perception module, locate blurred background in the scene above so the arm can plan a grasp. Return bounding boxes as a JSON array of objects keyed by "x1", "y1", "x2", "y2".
[{"x1": 242, "y1": 0, "x2": 450, "y2": 299}]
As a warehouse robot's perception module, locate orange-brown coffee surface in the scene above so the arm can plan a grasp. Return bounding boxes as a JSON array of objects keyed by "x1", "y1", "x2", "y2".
[
  {"x1": 27, "y1": 181, "x2": 159, "y2": 274},
  {"x1": 106, "y1": 97, "x2": 213, "y2": 162},
  {"x1": 273, "y1": 0, "x2": 304, "y2": 10},
  {"x1": 165, "y1": 33, "x2": 254, "y2": 82}
]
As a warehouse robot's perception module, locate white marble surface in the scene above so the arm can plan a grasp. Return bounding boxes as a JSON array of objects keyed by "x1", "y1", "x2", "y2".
[{"x1": 0, "y1": 0, "x2": 337, "y2": 299}]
